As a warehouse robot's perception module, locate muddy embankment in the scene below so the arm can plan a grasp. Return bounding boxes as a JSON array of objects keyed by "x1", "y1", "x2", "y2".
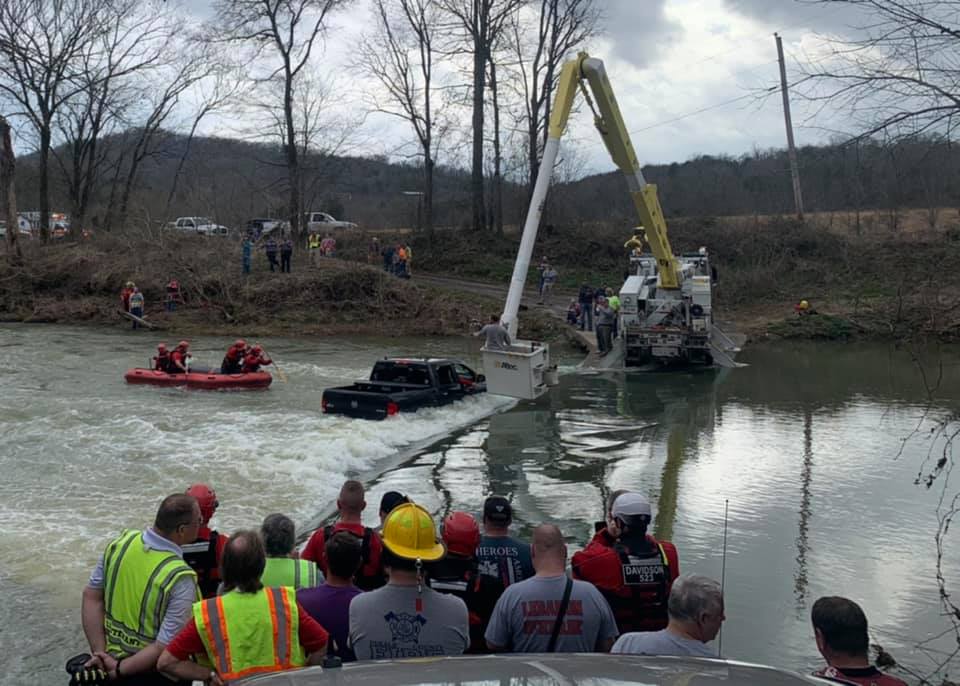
[
  {"x1": 344, "y1": 215, "x2": 960, "y2": 342},
  {"x1": 0, "y1": 233, "x2": 562, "y2": 341},
  {"x1": 4, "y1": 213, "x2": 960, "y2": 344}
]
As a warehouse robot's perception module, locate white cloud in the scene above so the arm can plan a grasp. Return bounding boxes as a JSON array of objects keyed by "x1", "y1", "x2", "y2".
[{"x1": 184, "y1": 0, "x2": 856, "y2": 174}]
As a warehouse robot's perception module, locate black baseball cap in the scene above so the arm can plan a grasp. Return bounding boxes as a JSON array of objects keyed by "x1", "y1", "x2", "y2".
[
  {"x1": 379, "y1": 491, "x2": 409, "y2": 515},
  {"x1": 483, "y1": 496, "x2": 512, "y2": 525}
]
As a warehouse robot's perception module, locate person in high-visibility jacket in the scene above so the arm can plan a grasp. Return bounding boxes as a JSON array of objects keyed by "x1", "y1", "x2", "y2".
[
  {"x1": 259, "y1": 513, "x2": 322, "y2": 589},
  {"x1": 80, "y1": 493, "x2": 202, "y2": 684},
  {"x1": 158, "y1": 530, "x2": 329, "y2": 684}
]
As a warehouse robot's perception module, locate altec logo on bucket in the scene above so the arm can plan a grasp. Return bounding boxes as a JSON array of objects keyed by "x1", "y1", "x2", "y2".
[{"x1": 496, "y1": 361, "x2": 519, "y2": 371}]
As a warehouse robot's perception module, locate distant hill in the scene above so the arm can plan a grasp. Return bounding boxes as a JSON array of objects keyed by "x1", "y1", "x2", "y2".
[{"x1": 13, "y1": 131, "x2": 960, "y2": 231}]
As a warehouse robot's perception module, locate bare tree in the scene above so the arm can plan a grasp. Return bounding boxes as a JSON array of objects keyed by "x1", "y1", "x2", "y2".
[
  {"x1": 441, "y1": 0, "x2": 525, "y2": 231},
  {"x1": 214, "y1": 0, "x2": 352, "y2": 242},
  {"x1": 0, "y1": 0, "x2": 105, "y2": 242},
  {"x1": 508, "y1": 0, "x2": 600, "y2": 196},
  {"x1": 52, "y1": 0, "x2": 182, "y2": 236},
  {"x1": 798, "y1": 0, "x2": 960, "y2": 143},
  {"x1": 106, "y1": 48, "x2": 219, "y2": 232},
  {"x1": 357, "y1": 0, "x2": 445, "y2": 241},
  {"x1": 0, "y1": 116, "x2": 22, "y2": 261}
]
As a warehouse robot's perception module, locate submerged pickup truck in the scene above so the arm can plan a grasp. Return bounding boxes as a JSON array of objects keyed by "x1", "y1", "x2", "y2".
[{"x1": 322, "y1": 358, "x2": 486, "y2": 420}]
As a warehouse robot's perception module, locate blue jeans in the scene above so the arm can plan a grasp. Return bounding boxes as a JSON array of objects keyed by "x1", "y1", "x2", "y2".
[
  {"x1": 130, "y1": 306, "x2": 143, "y2": 329},
  {"x1": 580, "y1": 305, "x2": 593, "y2": 331}
]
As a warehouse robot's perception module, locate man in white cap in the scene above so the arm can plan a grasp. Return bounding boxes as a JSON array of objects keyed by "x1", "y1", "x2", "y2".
[{"x1": 572, "y1": 491, "x2": 680, "y2": 634}]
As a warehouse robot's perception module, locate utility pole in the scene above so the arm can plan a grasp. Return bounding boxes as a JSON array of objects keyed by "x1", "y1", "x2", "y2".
[{"x1": 775, "y1": 32, "x2": 804, "y2": 221}]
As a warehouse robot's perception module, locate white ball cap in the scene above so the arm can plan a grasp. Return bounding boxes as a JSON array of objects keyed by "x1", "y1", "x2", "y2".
[{"x1": 612, "y1": 492, "x2": 652, "y2": 518}]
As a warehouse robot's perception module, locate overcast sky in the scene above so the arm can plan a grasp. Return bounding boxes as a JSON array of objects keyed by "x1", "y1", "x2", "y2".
[{"x1": 187, "y1": 0, "x2": 869, "y2": 176}]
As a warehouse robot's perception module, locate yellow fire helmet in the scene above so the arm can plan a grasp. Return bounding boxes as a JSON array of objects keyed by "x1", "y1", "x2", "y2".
[{"x1": 382, "y1": 503, "x2": 446, "y2": 562}]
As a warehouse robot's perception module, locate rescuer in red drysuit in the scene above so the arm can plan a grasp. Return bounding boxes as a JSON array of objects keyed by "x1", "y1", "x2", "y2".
[
  {"x1": 220, "y1": 339, "x2": 247, "y2": 374},
  {"x1": 153, "y1": 343, "x2": 171, "y2": 372},
  {"x1": 572, "y1": 491, "x2": 680, "y2": 634},
  {"x1": 181, "y1": 483, "x2": 229, "y2": 599},
  {"x1": 169, "y1": 340, "x2": 190, "y2": 373},
  {"x1": 241, "y1": 345, "x2": 272, "y2": 373}
]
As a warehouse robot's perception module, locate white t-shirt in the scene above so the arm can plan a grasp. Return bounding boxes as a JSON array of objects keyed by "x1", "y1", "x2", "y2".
[{"x1": 612, "y1": 628, "x2": 716, "y2": 657}]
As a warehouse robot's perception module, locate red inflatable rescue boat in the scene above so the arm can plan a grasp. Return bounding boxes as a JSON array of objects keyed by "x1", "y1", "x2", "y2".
[{"x1": 124, "y1": 368, "x2": 272, "y2": 390}]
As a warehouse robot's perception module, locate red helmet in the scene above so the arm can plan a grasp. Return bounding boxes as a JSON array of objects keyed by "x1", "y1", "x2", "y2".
[
  {"x1": 234, "y1": 339, "x2": 247, "y2": 349},
  {"x1": 252, "y1": 345, "x2": 263, "y2": 353},
  {"x1": 186, "y1": 483, "x2": 218, "y2": 523},
  {"x1": 177, "y1": 340, "x2": 189, "y2": 349},
  {"x1": 157, "y1": 343, "x2": 167, "y2": 352},
  {"x1": 442, "y1": 511, "x2": 480, "y2": 558}
]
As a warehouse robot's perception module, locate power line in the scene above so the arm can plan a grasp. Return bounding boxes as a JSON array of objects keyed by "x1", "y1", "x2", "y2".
[{"x1": 627, "y1": 86, "x2": 777, "y2": 135}]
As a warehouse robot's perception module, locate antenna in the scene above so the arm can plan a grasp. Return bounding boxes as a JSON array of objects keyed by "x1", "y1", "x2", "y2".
[{"x1": 719, "y1": 498, "x2": 729, "y2": 656}]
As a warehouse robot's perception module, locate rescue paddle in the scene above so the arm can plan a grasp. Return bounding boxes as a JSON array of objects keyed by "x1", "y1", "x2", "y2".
[{"x1": 259, "y1": 345, "x2": 287, "y2": 383}]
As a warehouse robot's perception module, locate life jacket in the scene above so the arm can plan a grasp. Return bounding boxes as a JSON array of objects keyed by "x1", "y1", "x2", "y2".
[
  {"x1": 153, "y1": 353, "x2": 170, "y2": 372},
  {"x1": 170, "y1": 349, "x2": 188, "y2": 372},
  {"x1": 243, "y1": 353, "x2": 269, "y2": 373},
  {"x1": 604, "y1": 542, "x2": 671, "y2": 633},
  {"x1": 260, "y1": 557, "x2": 321, "y2": 589},
  {"x1": 194, "y1": 587, "x2": 306, "y2": 682},
  {"x1": 322, "y1": 524, "x2": 383, "y2": 591},
  {"x1": 102, "y1": 530, "x2": 199, "y2": 657},
  {"x1": 182, "y1": 531, "x2": 222, "y2": 599}
]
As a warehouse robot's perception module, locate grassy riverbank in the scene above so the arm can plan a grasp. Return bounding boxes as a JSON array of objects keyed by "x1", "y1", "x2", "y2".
[
  {"x1": 0, "y1": 234, "x2": 563, "y2": 341},
  {"x1": 3, "y1": 213, "x2": 959, "y2": 344},
  {"x1": 345, "y1": 215, "x2": 960, "y2": 341}
]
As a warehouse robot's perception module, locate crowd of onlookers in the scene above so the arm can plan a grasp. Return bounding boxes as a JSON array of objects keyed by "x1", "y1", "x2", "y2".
[
  {"x1": 73, "y1": 480, "x2": 907, "y2": 685},
  {"x1": 370, "y1": 236, "x2": 413, "y2": 279}
]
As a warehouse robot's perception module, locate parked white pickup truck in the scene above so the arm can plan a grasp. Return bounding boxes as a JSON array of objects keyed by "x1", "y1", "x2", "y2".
[
  {"x1": 305, "y1": 211, "x2": 357, "y2": 232},
  {"x1": 170, "y1": 216, "x2": 230, "y2": 236}
]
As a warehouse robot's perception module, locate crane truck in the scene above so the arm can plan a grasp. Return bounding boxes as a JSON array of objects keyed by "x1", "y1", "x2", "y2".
[{"x1": 481, "y1": 52, "x2": 742, "y2": 400}]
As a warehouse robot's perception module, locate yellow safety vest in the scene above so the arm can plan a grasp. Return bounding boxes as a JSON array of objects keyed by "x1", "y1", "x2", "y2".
[
  {"x1": 308, "y1": 234, "x2": 320, "y2": 249},
  {"x1": 260, "y1": 558, "x2": 320, "y2": 589},
  {"x1": 102, "y1": 530, "x2": 199, "y2": 657},
  {"x1": 194, "y1": 587, "x2": 306, "y2": 682}
]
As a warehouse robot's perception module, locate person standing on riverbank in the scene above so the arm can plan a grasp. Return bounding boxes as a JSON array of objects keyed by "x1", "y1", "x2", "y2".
[
  {"x1": 128, "y1": 288, "x2": 145, "y2": 329},
  {"x1": 120, "y1": 281, "x2": 134, "y2": 312},
  {"x1": 302, "y1": 480, "x2": 385, "y2": 591},
  {"x1": 242, "y1": 237, "x2": 252, "y2": 274},
  {"x1": 539, "y1": 265, "x2": 558, "y2": 304},
  {"x1": 182, "y1": 483, "x2": 227, "y2": 599},
  {"x1": 572, "y1": 492, "x2": 680, "y2": 634},
  {"x1": 484, "y1": 524, "x2": 619, "y2": 653},
  {"x1": 280, "y1": 237, "x2": 293, "y2": 273},
  {"x1": 611, "y1": 575, "x2": 723, "y2": 657},
  {"x1": 165, "y1": 279, "x2": 180, "y2": 312},
  {"x1": 80, "y1": 494, "x2": 201, "y2": 684},
  {"x1": 811, "y1": 597, "x2": 908, "y2": 686},
  {"x1": 578, "y1": 283, "x2": 595, "y2": 331},
  {"x1": 265, "y1": 237, "x2": 279, "y2": 272},
  {"x1": 596, "y1": 297, "x2": 615, "y2": 354}
]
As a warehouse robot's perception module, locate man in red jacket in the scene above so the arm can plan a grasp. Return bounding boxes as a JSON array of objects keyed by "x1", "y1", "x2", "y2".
[
  {"x1": 241, "y1": 345, "x2": 272, "y2": 373},
  {"x1": 181, "y1": 483, "x2": 228, "y2": 598},
  {"x1": 572, "y1": 491, "x2": 680, "y2": 634},
  {"x1": 301, "y1": 480, "x2": 384, "y2": 590}
]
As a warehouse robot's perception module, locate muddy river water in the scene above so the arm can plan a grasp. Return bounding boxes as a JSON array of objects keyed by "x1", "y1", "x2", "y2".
[{"x1": 1, "y1": 324, "x2": 958, "y2": 682}]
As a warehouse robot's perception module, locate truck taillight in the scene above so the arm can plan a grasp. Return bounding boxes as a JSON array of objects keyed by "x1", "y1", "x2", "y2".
[
  {"x1": 321, "y1": 398, "x2": 328, "y2": 412},
  {"x1": 386, "y1": 401, "x2": 399, "y2": 416}
]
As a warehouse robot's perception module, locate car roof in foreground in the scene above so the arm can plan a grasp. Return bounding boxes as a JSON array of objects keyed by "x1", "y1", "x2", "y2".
[
  {"x1": 237, "y1": 654, "x2": 832, "y2": 686},
  {"x1": 379, "y1": 357, "x2": 459, "y2": 365}
]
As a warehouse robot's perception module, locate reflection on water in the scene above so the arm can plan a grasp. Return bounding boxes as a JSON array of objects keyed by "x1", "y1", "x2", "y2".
[
  {"x1": 371, "y1": 341, "x2": 960, "y2": 676},
  {"x1": 795, "y1": 408, "x2": 813, "y2": 608}
]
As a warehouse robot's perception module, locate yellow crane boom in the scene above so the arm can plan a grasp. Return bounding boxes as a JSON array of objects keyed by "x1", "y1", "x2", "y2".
[{"x1": 549, "y1": 53, "x2": 680, "y2": 288}]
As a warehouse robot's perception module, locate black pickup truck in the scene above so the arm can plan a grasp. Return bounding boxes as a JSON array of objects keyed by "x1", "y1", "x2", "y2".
[{"x1": 321, "y1": 358, "x2": 486, "y2": 420}]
